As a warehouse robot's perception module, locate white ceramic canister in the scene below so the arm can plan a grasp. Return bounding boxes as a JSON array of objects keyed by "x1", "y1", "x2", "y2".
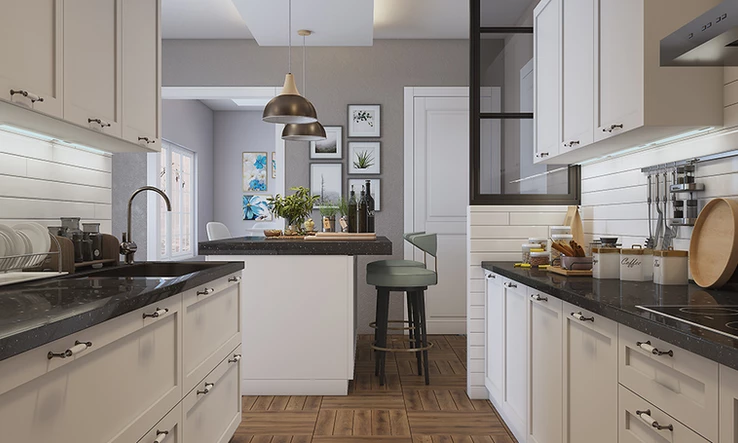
[
  {"x1": 642, "y1": 248, "x2": 653, "y2": 281},
  {"x1": 521, "y1": 243, "x2": 539, "y2": 264},
  {"x1": 592, "y1": 247, "x2": 620, "y2": 279},
  {"x1": 620, "y1": 245, "x2": 648, "y2": 282},
  {"x1": 550, "y1": 233, "x2": 574, "y2": 264},
  {"x1": 653, "y1": 249, "x2": 689, "y2": 285},
  {"x1": 550, "y1": 226, "x2": 572, "y2": 236}
]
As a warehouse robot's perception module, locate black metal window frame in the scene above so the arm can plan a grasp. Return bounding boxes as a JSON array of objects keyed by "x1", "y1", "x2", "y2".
[{"x1": 469, "y1": 0, "x2": 581, "y2": 206}]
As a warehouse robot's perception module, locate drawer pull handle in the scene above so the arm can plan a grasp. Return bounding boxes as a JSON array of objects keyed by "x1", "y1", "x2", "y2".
[
  {"x1": 48, "y1": 340, "x2": 93, "y2": 360},
  {"x1": 197, "y1": 382, "x2": 215, "y2": 395},
  {"x1": 636, "y1": 340, "x2": 674, "y2": 357},
  {"x1": 153, "y1": 430, "x2": 169, "y2": 443},
  {"x1": 487, "y1": 274, "x2": 496, "y2": 279},
  {"x1": 228, "y1": 354, "x2": 242, "y2": 363},
  {"x1": 143, "y1": 308, "x2": 169, "y2": 319},
  {"x1": 138, "y1": 136, "x2": 156, "y2": 144},
  {"x1": 563, "y1": 140, "x2": 580, "y2": 148},
  {"x1": 603, "y1": 123, "x2": 624, "y2": 133},
  {"x1": 636, "y1": 409, "x2": 673, "y2": 431},
  {"x1": 531, "y1": 294, "x2": 548, "y2": 302},
  {"x1": 10, "y1": 89, "x2": 44, "y2": 103},
  {"x1": 88, "y1": 118, "x2": 111, "y2": 128},
  {"x1": 571, "y1": 312, "x2": 594, "y2": 322},
  {"x1": 228, "y1": 276, "x2": 241, "y2": 283},
  {"x1": 197, "y1": 288, "x2": 214, "y2": 296},
  {"x1": 504, "y1": 282, "x2": 517, "y2": 288}
]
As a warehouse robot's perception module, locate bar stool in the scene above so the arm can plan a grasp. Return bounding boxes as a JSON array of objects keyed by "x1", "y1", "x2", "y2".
[{"x1": 367, "y1": 233, "x2": 438, "y2": 385}]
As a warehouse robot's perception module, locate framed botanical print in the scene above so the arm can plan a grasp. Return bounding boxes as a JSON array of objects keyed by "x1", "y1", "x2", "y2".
[
  {"x1": 310, "y1": 163, "x2": 343, "y2": 207},
  {"x1": 348, "y1": 104, "x2": 381, "y2": 138},
  {"x1": 348, "y1": 142, "x2": 380, "y2": 175}
]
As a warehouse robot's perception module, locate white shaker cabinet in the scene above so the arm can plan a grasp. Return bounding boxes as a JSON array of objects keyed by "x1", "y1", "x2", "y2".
[
  {"x1": 501, "y1": 279, "x2": 528, "y2": 442},
  {"x1": 562, "y1": 302, "x2": 618, "y2": 443},
  {"x1": 484, "y1": 272, "x2": 504, "y2": 407},
  {"x1": 720, "y1": 365, "x2": 738, "y2": 442},
  {"x1": 0, "y1": 0, "x2": 63, "y2": 118},
  {"x1": 527, "y1": 289, "x2": 563, "y2": 443},
  {"x1": 122, "y1": 0, "x2": 161, "y2": 149},
  {"x1": 533, "y1": 0, "x2": 561, "y2": 163},
  {"x1": 63, "y1": 0, "x2": 122, "y2": 137}
]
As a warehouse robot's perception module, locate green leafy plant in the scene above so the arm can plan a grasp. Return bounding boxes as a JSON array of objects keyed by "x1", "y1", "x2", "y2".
[
  {"x1": 268, "y1": 187, "x2": 320, "y2": 231},
  {"x1": 353, "y1": 150, "x2": 375, "y2": 170},
  {"x1": 337, "y1": 197, "x2": 349, "y2": 217},
  {"x1": 319, "y1": 201, "x2": 339, "y2": 218}
]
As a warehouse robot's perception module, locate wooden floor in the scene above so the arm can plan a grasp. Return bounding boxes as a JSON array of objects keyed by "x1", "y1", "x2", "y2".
[{"x1": 230, "y1": 334, "x2": 516, "y2": 443}]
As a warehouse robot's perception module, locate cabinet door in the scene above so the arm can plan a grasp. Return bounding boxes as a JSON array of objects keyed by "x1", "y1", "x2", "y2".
[
  {"x1": 596, "y1": 0, "x2": 644, "y2": 141},
  {"x1": 563, "y1": 302, "x2": 618, "y2": 443},
  {"x1": 533, "y1": 0, "x2": 561, "y2": 163},
  {"x1": 561, "y1": 0, "x2": 595, "y2": 151},
  {"x1": 720, "y1": 365, "x2": 738, "y2": 442},
  {"x1": 0, "y1": 0, "x2": 63, "y2": 118},
  {"x1": 528, "y1": 289, "x2": 563, "y2": 443},
  {"x1": 485, "y1": 272, "x2": 504, "y2": 407},
  {"x1": 122, "y1": 0, "x2": 161, "y2": 150},
  {"x1": 502, "y1": 279, "x2": 527, "y2": 442},
  {"x1": 63, "y1": 0, "x2": 122, "y2": 137}
]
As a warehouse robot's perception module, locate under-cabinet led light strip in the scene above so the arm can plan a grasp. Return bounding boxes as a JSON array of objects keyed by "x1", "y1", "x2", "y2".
[{"x1": 0, "y1": 124, "x2": 111, "y2": 156}]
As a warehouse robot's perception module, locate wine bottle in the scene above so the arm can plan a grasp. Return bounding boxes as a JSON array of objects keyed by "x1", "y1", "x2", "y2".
[
  {"x1": 358, "y1": 186, "x2": 368, "y2": 233},
  {"x1": 365, "y1": 180, "x2": 375, "y2": 233},
  {"x1": 348, "y1": 186, "x2": 358, "y2": 233}
]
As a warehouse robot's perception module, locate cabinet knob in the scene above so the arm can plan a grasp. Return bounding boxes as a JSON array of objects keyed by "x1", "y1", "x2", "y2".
[
  {"x1": 47, "y1": 340, "x2": 93, "y2": 360},
  {"x1": 635, "y1": 409, "x2": 673, "y2": 431},
  {"x1": 228, "y1": 354, "x2": 242, "y2": 363},
  {"x1": 9, "y1": 89, "x2": 44, "y2": 103},
  {"x1": 636, "y1": 340, "x2": 673, "y2": 357},
  {"x1": 88, "y1": 118, "x2": 111, "y2": 128},
  {"x1": 143, "y1": 307, "x2": 169, "y2": 319},
  {"x1": 571, "y1": 312, "x2": 594, "y2": 322},
  {"x1": 530, "y1": 294, "x2": 548, "y2": 302},
  {"x1": 197, "y1": 288, "x2": 215, "y2": 296},
  {"x1": 153, "y1": 430, "x2": 169, "y2": 443},
  {"x1": 197, "y1": 382, "x2": 215, "y2": 395},
  {"x1": 138, "y1": 136, "x2": 156, "y2": 144},
  {"x1": 228, "y1": 276, "x2": 242, "y2": 283}
]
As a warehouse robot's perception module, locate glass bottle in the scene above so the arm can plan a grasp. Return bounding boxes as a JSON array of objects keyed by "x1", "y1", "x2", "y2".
[
  {"x1": 358, "y1": 186, "x2": 368, "y2": 233},
  {"x1": 348, "y1": 186, "x2": 358, "y2": 233},
  {"x1": 365, "y1": 180, "x2": 375, "y2": 233}
]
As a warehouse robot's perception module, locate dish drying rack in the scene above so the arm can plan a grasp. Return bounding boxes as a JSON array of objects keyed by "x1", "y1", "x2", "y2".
[{"x1": 0, "y1": 233, "x2": 66, "y2": 287}]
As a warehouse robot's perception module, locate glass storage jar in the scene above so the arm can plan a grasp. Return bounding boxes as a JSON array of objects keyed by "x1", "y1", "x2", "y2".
[
  {"x1": 521, "y1": 243, "x2": 539, "y2": 264},
  {"x1": 528, "y1": 237, "x2": 548, "y2": 250},
  {"x1": 529, "y1": 251, "x2": 550, "y2": 267}
]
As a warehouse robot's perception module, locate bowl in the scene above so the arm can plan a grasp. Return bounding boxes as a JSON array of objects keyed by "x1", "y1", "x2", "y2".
[
  {"x1": 561, "y1": 256, "x2": 593, "y2": 271},
  {"x1": 600, "y1": 237, "x2": 619, "y2": 246},
  {"x1": 263, "y1": 229, "x2": 282, "y2": 237}
]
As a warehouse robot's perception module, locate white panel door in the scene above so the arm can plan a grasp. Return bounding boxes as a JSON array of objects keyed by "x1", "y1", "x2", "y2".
[
  {"x1": 0, "y1": 0, "x2": 63, "y2": 118},
  {"x1": 502, "y1": 279, "x2": 527, "y2": 442},
  {"x1": 485, "y1": 272, "x2": 504, "y2": 408},
  {"x1": 533, "y1": 0, "x2": 561, "y2": 163},
  {"x1": 720, "y1": 365, "x2": 738, "y2": 442},
  {"x1": 63, "y1": 0, "x2": 122, "y2": 137},
  {"x1": 412, "y1": 94, "x2": 469, "y2": 334},
  {"x1": 562, "y1": 0, "x2": 596, "y2": 151}
]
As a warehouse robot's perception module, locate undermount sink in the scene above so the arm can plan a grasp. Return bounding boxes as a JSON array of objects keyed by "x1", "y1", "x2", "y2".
[{"x1": 81, "y1": 262, "x2": 221, "y2": 279}]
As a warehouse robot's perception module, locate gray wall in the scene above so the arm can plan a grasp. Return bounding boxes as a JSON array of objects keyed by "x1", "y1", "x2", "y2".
[
  {"x1": 162, "y1": 99, "x2": 215, "y2": 243},
  {"x1": 163, "y1": 39, "x2": 469, "y2": 332},
  {"x1": 213, "y1": 111, "x2": 276, "y2": 236}
]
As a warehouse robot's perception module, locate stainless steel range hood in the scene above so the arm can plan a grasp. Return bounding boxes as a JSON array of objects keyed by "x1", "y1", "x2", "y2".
[{"x1": 661, "y1": 0, "x2": 738, "y2": 66}]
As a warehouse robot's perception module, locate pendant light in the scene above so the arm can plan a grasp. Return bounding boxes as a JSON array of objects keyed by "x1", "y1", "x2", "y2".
[
  {"x1": 262, "y1": 0, "x2": 318, "y2": 124},
  {"x1": 282, "y1": 30, "x2": 326, "y2": 141}
]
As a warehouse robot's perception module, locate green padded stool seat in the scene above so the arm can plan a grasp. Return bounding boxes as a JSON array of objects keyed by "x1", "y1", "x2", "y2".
[
  {"x1": 366, "y1": 266, "x2": 438, "y2": 287},
  {"x1": 366, "y1": 259, "x2": 424, "y2": 273}
]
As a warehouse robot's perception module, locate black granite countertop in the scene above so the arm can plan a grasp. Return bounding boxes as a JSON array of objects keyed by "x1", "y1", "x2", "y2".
[
  {"x1": 483, "y1": 262, "x2": 738, "y2": 370},
  {"x1": 198, "y1": 236, "x2": 393, "y2": 256},
  {"x1": 0, "y1": 261, "x2": 244, "y2": 362}
]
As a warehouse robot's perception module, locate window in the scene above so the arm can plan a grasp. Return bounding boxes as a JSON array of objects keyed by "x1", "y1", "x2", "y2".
[
  {"x1": 157, "y1": 140, "x2": 196, "y2": 260},
  {"x1": 470, "y1": 0, "x2": 580, "y2": 205}
]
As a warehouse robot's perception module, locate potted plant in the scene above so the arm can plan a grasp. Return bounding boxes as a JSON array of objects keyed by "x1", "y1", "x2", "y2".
[
  {"x1": 268, "y1": 187, "x2": 320, "y2": 234},
  {"x1": 319, "y1": 201, "x2": 339, "y2": 232},
  {"x1": 337, "y1": 197, "x2": 349, "y2": 232}
]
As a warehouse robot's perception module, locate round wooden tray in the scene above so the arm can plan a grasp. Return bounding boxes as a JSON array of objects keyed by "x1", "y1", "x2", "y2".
[{"x1": 689, "y1": 198, "x2": 738, "y2": 288}]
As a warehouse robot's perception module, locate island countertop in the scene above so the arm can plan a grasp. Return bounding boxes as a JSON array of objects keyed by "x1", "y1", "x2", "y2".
[{"x1": 198, "y1": 236, "x2": 393, "y2": 256}]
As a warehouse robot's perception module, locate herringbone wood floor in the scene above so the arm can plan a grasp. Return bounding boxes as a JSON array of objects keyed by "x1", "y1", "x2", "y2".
[{"x1": 230, "y1": 335, "x2": 516, "y2": 443}]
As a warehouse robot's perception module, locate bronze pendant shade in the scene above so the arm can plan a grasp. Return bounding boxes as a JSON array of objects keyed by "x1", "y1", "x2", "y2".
[
  {"x1": 263, "y1": 74, "x2": 318, "y2": 124},
  {"x1": 282, "y1": 120, "x2": 326, "y2": 141}
]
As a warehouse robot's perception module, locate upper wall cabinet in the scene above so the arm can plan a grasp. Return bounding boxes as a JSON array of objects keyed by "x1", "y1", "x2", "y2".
[
  {"x1": 0, "y1": 0, "x2": 63, "y2": 118},
  {"x1": 0, "y1": 0, "x2": 160, "y2": 153},
  {"x1": 533, "y1": 0, "x2": 561, "y2": 163},
  {"x1": 535, "y1": 0, "x2": 724, "y2": 165}
]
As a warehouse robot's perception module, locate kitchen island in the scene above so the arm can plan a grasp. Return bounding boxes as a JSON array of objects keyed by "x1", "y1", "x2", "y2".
[{"x1": 199, "y1": 236, "x2": 393, "y2": 395}]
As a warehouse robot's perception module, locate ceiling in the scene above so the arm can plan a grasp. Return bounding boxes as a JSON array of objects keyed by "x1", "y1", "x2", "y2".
[
  {"x1": 199, "y1": 99, "x2": 266, "y2": 111},
  {"x1": 162, "y1": 0, "x2": 536, "y2": 42}
]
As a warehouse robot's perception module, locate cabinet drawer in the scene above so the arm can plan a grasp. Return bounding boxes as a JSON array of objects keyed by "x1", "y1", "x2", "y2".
[
  {"x1": 183, "y1": 273, "x2": 242, "y2": 392},
  {"x1": 183, "y1": 345, "x2": 242, "y2": 443},
  {"x1": 562, "y1": 301, "x2": 617, "y2": 338},
  {"x1": 0, "y1": 294, "x2": 182, "y2": 443},
  {"x1": 618, "y1": 325, "x2": 718, "y2": 442},
  {"x1": 619, "y1": 385, "x2": 709, "y2": 443},
  {"x1": 138, "y1": 404, "x2": 181, "y2": 443}
]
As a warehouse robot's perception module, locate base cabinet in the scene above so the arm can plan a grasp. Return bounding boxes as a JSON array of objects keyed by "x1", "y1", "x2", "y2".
[
  {"x1": 138, "y1": 404, "x2": 182, "y2": 443},
  {"x1": 720, "y1": 365, "x2": 738, "y2": 442},
  {"x1": 501, "y1": 279, "x2": 528, "y2": 442},
  {"x1": 484, "y1": 272, "x2": 504, "y2": 406}
]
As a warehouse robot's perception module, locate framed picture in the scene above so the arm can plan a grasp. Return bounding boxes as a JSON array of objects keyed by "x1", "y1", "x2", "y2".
[
  {"x1": 310, "y1": 126, "x2": 343, "y2": 159},
  {"x1": 348, "y1": 142, "x2": 380, "y2": 174},
  {"x1": 243, "y1": 195, "x2": 273, "y2": 221},
  {"x1": 242, "y1": 152, "x2": 268, "y2": 192},
  {"x1": 271, "y1": 152, "x2": 277, "y2": 179},
  {"x1": 349, "y1": 179, "x2": 381, "y2": 211},
  {"x1": 310, "y1": 163, "x2": 343, "y2": 207},
  {"x1": 348, "y1": 104, "x2": 381, "y2": 137}
]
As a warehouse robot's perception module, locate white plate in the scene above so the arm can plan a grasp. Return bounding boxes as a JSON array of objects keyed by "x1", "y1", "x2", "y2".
[
  {"x1": 14, "y1": 222, "x2": 51, "y2": 267},
  {"x1": 16, "y1": 231, "x2": 35, "y2": 269},
  {"x1": 0, "y1": 224, "x2": 25, "y2": 257},
  {"x1": 0, "y1": 230, "x2": 19, "y2": 271},
  {"x1": 0, "y1": 231, "x2": 7, "y2": 257}
]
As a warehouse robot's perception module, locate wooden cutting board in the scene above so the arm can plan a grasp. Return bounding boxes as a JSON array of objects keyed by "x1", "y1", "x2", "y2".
[
  {"x1": 306, "y1": 233, "x2": 377, "y2": 241},
  {"x1": 548, "y1": 266, "x2": 593, "y2": 277},
  {"x1": 564, "y1": 206, "x2": 585, "y2": 246},
  {"x1": 690, "y1": 198, "x2": 738, "y2": 288}
]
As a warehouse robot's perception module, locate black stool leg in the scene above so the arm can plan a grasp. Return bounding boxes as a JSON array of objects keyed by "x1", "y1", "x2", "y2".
[
  {"x1": 411, "y1": 291, "x2": 423, "y2": 376},
  {"x1": 377, "y1": 288, "x2": 391, "y2": 386},
  {"x1": 417, "y1": 290, "x2": 430, "y2": 386},
  {"x1": 374, "y1": 290, "x2": 382, "y2": 376},
  {"x1": 406, "y1": 292, "x2": 414, "y2": 347}
]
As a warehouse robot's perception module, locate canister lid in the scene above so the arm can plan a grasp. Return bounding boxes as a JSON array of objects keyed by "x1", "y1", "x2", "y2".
[
  {"x1": 551, "y1": 234, "x2": 574, "y2": 240},
  {"x1": 654, "y1": 248, "x2": 688, "y2": 257},
  {"x1": 522, "y1": 243, "x2": 539, "y2": 249},
  {"x1": 528, "y1": 237, "x2": 548, "y2": 242},
  {"x1": 550, "y1": 226, "x2": 571, "y2": 231},
  {"x1": 530, "y1": 248, "x2": 545, "y2": 253},
  {"x1": 530, "y1": 251, "x2": 549, "y2": 257},
  {"x1": 592, "y1": 247, "x2": 620, "y2": 254},
  {"x1": 621, "y1": 244, "x2": 645, "y2": 255}
]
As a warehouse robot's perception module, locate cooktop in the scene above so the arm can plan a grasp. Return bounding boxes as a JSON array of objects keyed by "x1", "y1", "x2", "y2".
[{"x1": 637, "y1": 305, "x2": 738, "y2": 341}]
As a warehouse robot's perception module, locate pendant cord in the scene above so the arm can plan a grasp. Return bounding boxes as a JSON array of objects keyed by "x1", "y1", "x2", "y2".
[
  {"x1": 288, "y1": 0, "x2": 292, "y2": 73},
  {"x1": 302, "y1": 35, "x2": 306, "y2": 96}
]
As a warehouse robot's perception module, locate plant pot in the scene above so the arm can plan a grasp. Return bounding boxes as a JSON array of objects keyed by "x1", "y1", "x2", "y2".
[{"x1": 323, "y1": 216, "x2": 336, "y2": 232}]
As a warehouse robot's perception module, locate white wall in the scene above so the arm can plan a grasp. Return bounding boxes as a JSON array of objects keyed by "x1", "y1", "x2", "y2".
[{"x1": 0, "y1": 129, "x2": 112, "y2": 233}]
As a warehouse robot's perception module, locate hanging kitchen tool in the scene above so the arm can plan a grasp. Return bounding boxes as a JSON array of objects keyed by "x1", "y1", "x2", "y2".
[
  {"x1": 662, "y1": 170, "x2": 676, "y2": 249},
  {"x1": 645, "y1": 173, "x2": 656, "y2": 249},
  {"x1": 654, "y1": 172, "x2": 664, "y2": 249},
  {"x1": 689, "y1": 198, "x2": 738, "y2": 288}
]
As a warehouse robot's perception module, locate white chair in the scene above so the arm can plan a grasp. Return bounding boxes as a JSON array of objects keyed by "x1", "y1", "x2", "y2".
[{"x1": 206, "y1": 222, "x2": 232, "y2": 241}]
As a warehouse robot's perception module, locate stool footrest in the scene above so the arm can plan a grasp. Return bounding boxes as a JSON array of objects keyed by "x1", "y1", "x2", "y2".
[
  {"x1": 371, "y1": 340, "x2": 434, "y2": 353},
  {"x1": 369, "y1": 320, "x2": 417, "y2": 332}
]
